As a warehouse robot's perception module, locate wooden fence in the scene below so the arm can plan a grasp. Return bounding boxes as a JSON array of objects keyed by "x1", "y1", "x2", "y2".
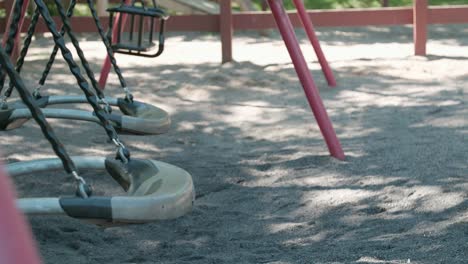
[{"x1": 1, "y1": 0, "x2": 468, "y2": 61}]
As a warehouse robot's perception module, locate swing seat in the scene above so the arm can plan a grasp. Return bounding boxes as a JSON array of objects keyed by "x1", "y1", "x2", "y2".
[
  {"x1": 9, "y1": 156, "x2": 195, "y2": 223},
  {"x1": 108, "y1": 2, "x2": 168, "y2": 58},
  {"x1": 107, "y1": 4, "x2": 168, "y2": 18},
  {"x1": 112, "y1": 41, "x2": 156, "y2": 53},
  {"x1": 0, "y1": 96, "x2": 171, "y2": 135}
]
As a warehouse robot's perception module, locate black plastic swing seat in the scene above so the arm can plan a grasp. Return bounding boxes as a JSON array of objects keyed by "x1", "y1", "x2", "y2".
[
  {"x1": 107, "y1": 5, "x2": 169, "y2": 19},
  {"x1": 107, "y1": 3, "x2": 168, "y2": 57},
  {"x1": 0, "y1": 96, "x2": 171, "y2": 135},
  {"x1": 113, "y1": 41, "x2": 156, "y2": 53},
  {"x1": 8, "y1": 156, "x2": 195, "y2": 223}
]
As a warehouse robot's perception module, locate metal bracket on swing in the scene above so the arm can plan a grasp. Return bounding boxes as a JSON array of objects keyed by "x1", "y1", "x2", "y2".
[{"x1": 107, "y1": 0, "x2": 169, "y2": 58}]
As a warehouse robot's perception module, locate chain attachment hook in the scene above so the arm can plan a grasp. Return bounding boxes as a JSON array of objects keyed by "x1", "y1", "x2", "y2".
[
  {"x1": 113, "y1": 138, "x2": 130, "y2": 164},
  {"x1": 123, "y1": 87, "x2": 134, "y2": 103},
  {"x1": 71, "y1": 171, "x2": 92, "y2": 198},
  {"x1": 0, "y1": 95, "x2": 8, "y2": 109},
  {"x1": 100, "y1": 97, "x2": 112, "y2": 114},
  {"x1": 32, "y1": 84, "x2": 43, "y2": 99}
]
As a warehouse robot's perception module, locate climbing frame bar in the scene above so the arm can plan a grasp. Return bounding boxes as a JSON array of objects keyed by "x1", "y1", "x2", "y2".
[{"x1": 267, "y1": 0, "x2": 345, "y2": 160}]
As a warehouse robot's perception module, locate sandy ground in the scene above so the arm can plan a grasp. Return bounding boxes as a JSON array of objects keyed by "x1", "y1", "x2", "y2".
[{"x1": 1, "y1": 24, "x2": 467, "y2": 263}]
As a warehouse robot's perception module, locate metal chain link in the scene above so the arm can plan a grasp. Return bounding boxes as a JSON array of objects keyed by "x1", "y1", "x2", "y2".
[
  {"x1": 53, "y1": 0, "x2": 107, "y2": 101},
  {"x1": 0, "y1": 42, "x2": 78, "y2": 176},
  {"x1": 37, "y1": 0, "x2": 78, "y2": 91},
  {"x1": 0, "y1": 1, "x2": 92, "y2": 198},
  {"x1": 4, "y1": 7, "x2": 41, "y2": 99},
  {"x1": 33, "y1": 0, "x2": 122, "y2": 144},
  {"x1": 86, "y1": 0, "x2": 129, "y2": 93}
]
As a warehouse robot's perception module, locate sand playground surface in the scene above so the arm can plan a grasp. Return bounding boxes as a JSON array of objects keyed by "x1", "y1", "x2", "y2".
[{"x1": 1, "y1": 25, "x2": 467, "y2": 263}]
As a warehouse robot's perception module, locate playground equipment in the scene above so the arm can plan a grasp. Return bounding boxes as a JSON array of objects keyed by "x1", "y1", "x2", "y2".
[
  {"x1": 1, "y1": 97, "x2": 171, "y2": 135},
  {"x1": 98, "y1": 0, "x2": 345, "y2": 160},
  {"x1": 2, "y1": 0, "x2": 344, "y2": 160},
  {"x1": 2, "y1": 0, "x2": 345, "y2": 159},
  {"x1": 9, "y1": 157, "x2": 194, "y2": 222},
  {"x1": 0, "y1": 0, "x2": 171, "y2": 135},
  {"x1": 0, "y1": 0, "x2": 194, "y2": 223},
  {"x1": 266, "y1": 0, "x2": 343, "y2": 160},
  {"x1": 108, "y1": 0, "x2": 169, "y2": 57}
]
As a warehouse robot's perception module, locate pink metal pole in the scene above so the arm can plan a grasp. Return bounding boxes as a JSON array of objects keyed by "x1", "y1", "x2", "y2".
[
  {"x1": 292, "y1": 0, "x2": 336, "y2": 87},
  {"x1": 0, "y1": 164, "x2": 43, "y2": 264},
  {"x1": 267, "y1": 0, "x2": 345, "y2": 160},
  {"x1": 98, "y1": 0, "x2": 132, "y2": 89},
  {"x1": 2, "y1": 0, "x2": 30, "y2": 60}
]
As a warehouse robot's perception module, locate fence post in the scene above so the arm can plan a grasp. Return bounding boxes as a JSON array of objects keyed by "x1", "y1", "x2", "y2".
[
  {"x1": 220, "y1": 0, "x2": 233, "y2": 63},
  {"x1": 413, "y1": 0, "x2": 428, "y2": 56}
]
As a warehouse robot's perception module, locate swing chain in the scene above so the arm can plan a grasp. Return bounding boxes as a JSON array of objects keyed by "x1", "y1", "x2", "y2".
[
  {"x1": 72, "y1": 171, "x2": 92, "y2": 198},
  {"x1": 113, "y1": 138, "x2": 130, "y2": 164}
]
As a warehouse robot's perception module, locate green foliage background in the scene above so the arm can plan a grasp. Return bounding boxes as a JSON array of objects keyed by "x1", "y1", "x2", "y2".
[{"x1": 250, "y1": 0, "x2": 468, "y2": 9}]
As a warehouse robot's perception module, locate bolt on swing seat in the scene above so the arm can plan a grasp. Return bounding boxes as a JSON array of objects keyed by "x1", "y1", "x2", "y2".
[
  {"x1": 108, "y1": 0, "x2": 168, "y2": 57},
  {"x1": 8, "y1": 157, "x2": 194, "y2": 223}
]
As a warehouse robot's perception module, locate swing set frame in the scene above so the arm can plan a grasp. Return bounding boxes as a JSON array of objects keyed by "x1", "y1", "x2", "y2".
[{"x1": 3, "y1": 0, "x2": 345, "y2": 160}]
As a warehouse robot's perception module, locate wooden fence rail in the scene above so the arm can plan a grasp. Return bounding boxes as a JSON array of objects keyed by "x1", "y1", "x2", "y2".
[{"x1": 1, "y1": 0, "x2": 468, "y2": 61}]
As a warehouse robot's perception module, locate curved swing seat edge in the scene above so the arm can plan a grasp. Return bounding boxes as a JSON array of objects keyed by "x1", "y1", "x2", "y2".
[
  {"x1": 9, "y1": 156, "x2": 195, "y2": 223},
  {"x1": 2, "y1": 97, "x2": 171, "y2": 135}
]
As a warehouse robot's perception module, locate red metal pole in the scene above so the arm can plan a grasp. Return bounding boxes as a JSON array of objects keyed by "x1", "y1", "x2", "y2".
[
  {"x1": 413, "y1": 0, "x2": 428, "y2": 56},
  {"x1": 2, "y1": 0, "x2": 15, "y2": 47},
  {"x1": 0, "y1": 164, "x2": 43, "y2": 264},
  {"x1": 98, "y1": 0, "x2": 131, "y2": 89},
  {"x1": 220, "y1": 0, "x2": 233, "y2": 63},
  {"x1": 2, "y1": 0, "x2": 30, "y2": 60},
  {"x1": 292, "y1": 0, "x2": 336, "y2": 87},
  {"x1": 267, "y1": 0, "x2": 345, "y2": 160}
]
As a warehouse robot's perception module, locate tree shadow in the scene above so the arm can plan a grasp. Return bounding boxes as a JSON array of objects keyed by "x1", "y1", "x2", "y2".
[{"x1": 0, "y1": 32, "x2": 466, "y2": 264}]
